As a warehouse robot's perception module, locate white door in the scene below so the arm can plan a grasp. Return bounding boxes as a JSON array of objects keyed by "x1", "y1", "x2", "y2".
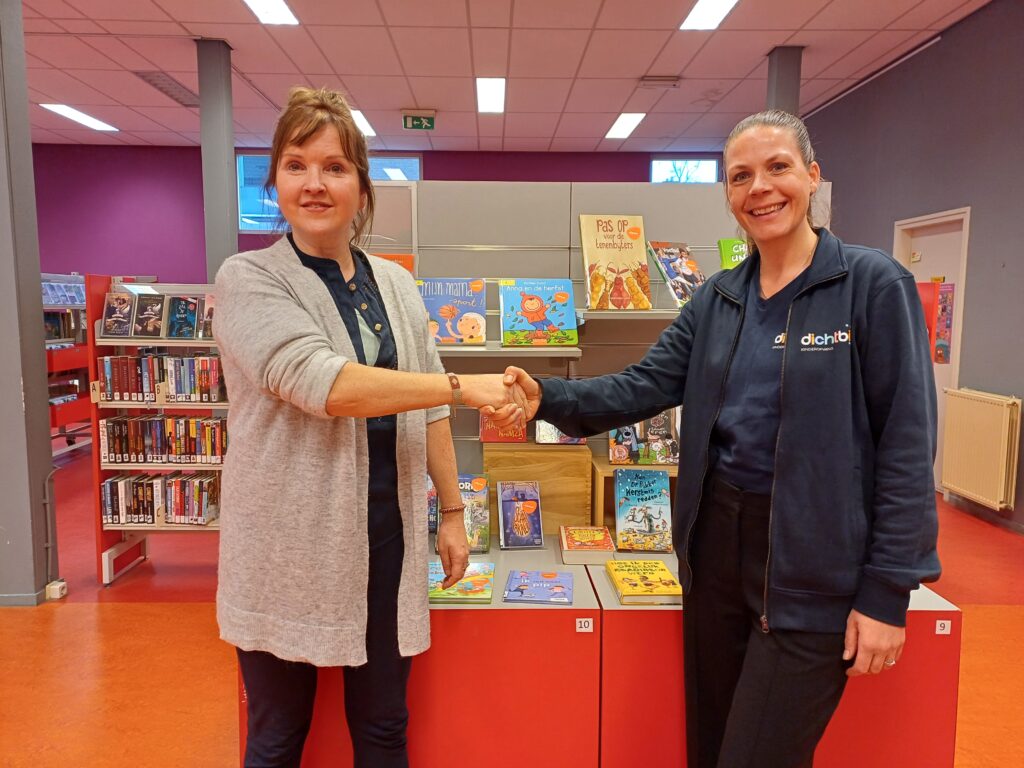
[{"x1": 893, "y1": 211, "x2": 969, "y2": 489}]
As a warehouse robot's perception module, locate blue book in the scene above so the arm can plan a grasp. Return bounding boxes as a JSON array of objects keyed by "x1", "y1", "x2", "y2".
[
  {"x1": 502, "y1": 570, "x2": 573, "y2": 605},
  {"x1": 496, "y1": 480, "x2": 545, "y2": 549},
  {"x1": 613, "y1": 468, "x2": 673, "y2": 552},
  {"x1": 166, "y1": 296, "x2": 199, "y2": 339},
  {"x1": 416, "y1": 278, "x2": 487, "y2": 346},
  {"x1": 498, "y1": 278, "x2": 578, "y2": 346}
]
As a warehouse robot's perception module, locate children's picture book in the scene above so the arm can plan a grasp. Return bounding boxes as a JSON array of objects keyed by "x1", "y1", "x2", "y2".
[
  {"x1": 605, "y1": 559, "x2": 682, "y2": 605},
  {"x1": 498, "y1": 278, "x2": 578, "y2": 346},
  {"x1": 614, "y1": 468, "x2": 673, "y2": 552},
  {"x1": 559, "y1": 525, "x2": 615, "y2": 565},
  {"x1": 166, "y1": 296, "x2": 200, "y2": 339},
  {"x1": 579, "y1": 214, "x2": 653, "y2": 310},
  {"x1": 426, "y1": 475, "x2": 438, "y2": 534},
  {"x1": 502, "y1": 570, "x2": 574, "y2": 605},
  {"x1": 198, "y1": 293, "x2": 215, "y2": 339},
  {"x1": 416, "y1": 278, "x2": 487, "y2": 345},
  {"x1": 647, "y1": 241, "x2": 706, "y2": 307},
  {"x1": 428, "y1": 561, "x2": 495, "y2": 604},
  {"x1": 479, "y1": 411, "x2": 526, "y2": 443},
  {"x1": 718, "y1": 238, "x2": 749, "y2": 270},
  {"x1": 132, "y1": 295, "x2": 166, "y2": 338},
  {"x1": 608, "y1": 408, "x2": 679, "y2": 465},
  {"x1": 534, "y1": 420, "x2": 586, "y2": 445},
  {"x1": 496, "y1": 480, "x2": 544, "y2": 549},
  {"x1": 101, "y1": 292, "x2": 134, "y2": 337},
  {"x1": 459, "y1": 474, "x2": 491, "y2": 553}
]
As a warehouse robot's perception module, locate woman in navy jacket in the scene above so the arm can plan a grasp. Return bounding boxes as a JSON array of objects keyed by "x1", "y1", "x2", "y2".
[{"x1": 491, "y1": 110, "x2": 941, "y2": 767}]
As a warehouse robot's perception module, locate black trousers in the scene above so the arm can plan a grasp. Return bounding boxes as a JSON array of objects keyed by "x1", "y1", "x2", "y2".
[
  {"x1": 683, "y1": 475, "x2": 849, "y2": 768},
  {"x1": 237, "y1": 525, "x2": 410, "y2": 768}
]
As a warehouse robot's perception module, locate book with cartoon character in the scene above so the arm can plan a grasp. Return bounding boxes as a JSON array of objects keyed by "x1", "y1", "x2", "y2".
[
  {"x1": 608, "y1": 408, "x2": 679, "y2": 465},
  {"x1": 605, "y1": 559, "x2": 682, "y2": 605},
  {"x1": 416, "y1": 278, "x2": 487, "y2": 345},
  {"x1": 614, "y1": 468, "x2": 673, "y2": 552},
  {"x1": 498, "y1": 278, "x2": 578, "y2": 346},
  {"x1": 428, "y1": 561, "x2": 494, "y2": 604},
  {"x1": 479, "y1": 411, "x2": 526, "y2": 442},
  {"x1": 579, "y1": 214, "x2": 653, "y2": 310},
  {"x1": 101, "y1": 292, "x2": 135, "y2": 338},
  {"x1": 459, "y1": 474, "x2": 491, "y2": 553},
  {"x1": 132, "y1": 295, "x2": 166, "y2": 338},
  {"x1": 559, "y1": 525, "x2": 615, "y2": 564},
  {"x1": 502, "y1": 569, "x2": 574, "y2": 605},
  {"x1": 534, "y1": 420, "x2": 586, "y2": 445},
  {"x1": 647, "y1": 241, "x2": 706, "y2": 307},
  {"x1": 496, "y1": 480, "x2": 545, "y2": 549}
]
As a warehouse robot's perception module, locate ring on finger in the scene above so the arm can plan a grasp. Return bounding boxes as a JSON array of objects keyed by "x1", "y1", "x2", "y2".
[{"x1": 883, "y1": 658, "x2": 896, "y2": 668}]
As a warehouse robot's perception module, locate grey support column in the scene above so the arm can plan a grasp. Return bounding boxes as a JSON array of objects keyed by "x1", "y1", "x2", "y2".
[
  {"x1": 0, "y1": 0, "x2": 60, "y2": 605},
  {"x1": 197, "y1": 39, "x2": 238, "y2": 280},
  {"x1": 767, "y1": 46, "x2": 804, "y2": 115}
]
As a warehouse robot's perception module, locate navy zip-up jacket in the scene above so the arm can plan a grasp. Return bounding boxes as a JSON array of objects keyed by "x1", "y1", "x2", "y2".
[{"x1": 538, "y1": 229, "x2": 941, "y2": 632}]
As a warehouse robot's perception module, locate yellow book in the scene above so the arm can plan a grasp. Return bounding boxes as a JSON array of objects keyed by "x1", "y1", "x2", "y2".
[
  {"x1": 579, "y1": 214, "x2": 653, "y2": 310},
  {"x1": 605, "y1": 559, "x2": 682, "y2": 605}
]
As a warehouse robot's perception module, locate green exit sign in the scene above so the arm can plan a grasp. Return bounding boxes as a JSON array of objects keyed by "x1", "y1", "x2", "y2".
[{"x1": 403, "y1": 115, "x2": 435, "y2": 130}]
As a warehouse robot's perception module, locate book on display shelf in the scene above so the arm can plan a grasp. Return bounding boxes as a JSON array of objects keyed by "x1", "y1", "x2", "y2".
[
  {"x1": 608, "y1": 407, "x2": 679, "y2": 465},
  {"x1": 718, "y1": 238, "x2": 749, "y2": 270},
  {"x1": 559, "y1": 525, "x2": 615, "y2": 565},
  {"x1": 100, "y1": 472, "x2": 219, "y2": 526},
  {"x1": 96, "y1": 353, "x2": 225, "y2": 404},
  {"x1": 502, "y1": 570, "x2": 574, "y2": 605},
  {"x1": 98, "y1": 415, "x2": 227, "y2": 466},
  {"x1": 198, "y1": 293, "x2": 215, "y2": 339},
  {"x1": 416, "y1": 277, "x2": 487, "y2": 345},
  {"x1": 614, "y1": 469, "x2": 673, "y2": 553},
  {"x1": 579, "y1": 214, "x2": 653, "y2": 310},
  {"x1": 426, "y1": 476, "x2": 438, "y2": 533},
  {"x1": 459, "y1": 474, "x2": 491, "y2": 553},
  {"x1": 498, "y1": 278, "x2": 578, "y2": 346},
  {"x1": 166, "y1": 296, "x2": 200, "y2": 339},
  {"x1": 605, "y1": 560, "x2": 682, "y2": 605},
  {"x1": 534, "y1": 420, "x2": 586, "y2": 445},
  {"x1": 131, "y1": 295, "x2": 166, "y2": 338},
  {"x1": 427, "y1": 561, "x2": 495, "y2": 604},
  {"x1": 496, "y1": 480, "x2": 545, "y2": 550},
  {"x1": 646, "y1": 241, "x2": 706, "y2": 307},
  {"x1": 101, "y1": 292, "x2": 134, "y2": 338},
  {"x1": 479, "y1": 411, "x2": 526, "y2": 443}
]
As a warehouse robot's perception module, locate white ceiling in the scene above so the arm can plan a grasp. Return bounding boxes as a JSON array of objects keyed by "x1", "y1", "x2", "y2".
[{"x1": 21, "y1": 0, "x2": 991, "y2": 151}]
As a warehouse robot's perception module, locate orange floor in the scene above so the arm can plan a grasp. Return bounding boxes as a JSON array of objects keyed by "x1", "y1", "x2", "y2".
[{"x1": 1, "y1": 449, "x2": 1022, "y2": 767}]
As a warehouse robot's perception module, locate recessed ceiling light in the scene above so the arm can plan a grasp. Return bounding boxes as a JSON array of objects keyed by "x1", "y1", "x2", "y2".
[
  {"x1": 241, "y1": 0, "x2": 299, "y2": 25},
  {"x1": 39, "y1": 104, "x2": 117, "y2": 131},
  {"x1": 680, "y1": 0, "x2": 740, "y2": 30},
  {"x1": 476, "y1": 78, "x2": 506, "y2": 113},
  {"x1": 352, "y1": 111, "x2": 376, "y2": 137},
  {"x1": 605, "y1": 113, "x2": 646, "y2": 140},
  {"x1": 383, "y1": 168, "x2": 408, "y2": 181}
]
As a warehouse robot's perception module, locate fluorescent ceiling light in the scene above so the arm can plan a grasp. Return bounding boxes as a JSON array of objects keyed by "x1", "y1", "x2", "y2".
[
  {"x1": 351, "y1": 110, "x2": 376, "y2": 137},
  {"x1": 680, "y1": 0, "x2": 740, "y2": 30},
  {"x1": 40, "y1": 104, "x2": 117, "y2": 131},
  {"x1": 476, "y1": 78, "x2": 506, "y2": 113},
  {"x1": 383, "y1": 168, "x2": 408, "y2": 181},
  {"x1": 242, "y1": 0, "x2": 299, "y2": 25},
  {"x1": 605, "y1": 113, "x2": 645, "y2": 139}
]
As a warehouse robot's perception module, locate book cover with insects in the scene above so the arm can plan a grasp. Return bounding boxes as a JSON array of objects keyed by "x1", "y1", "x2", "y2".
[
  {"x1": 496, "y1": 480, "x2": 544, "y2": 549},
  {"x1": 579, "y1": 214, "x2": 653, "y2": 310},
  {"x1": 498, "y1": 278, "x2": 578, "y2": 346},
  {"x1": 613, "y1": 468, "x2": 673, "y2": 552}
]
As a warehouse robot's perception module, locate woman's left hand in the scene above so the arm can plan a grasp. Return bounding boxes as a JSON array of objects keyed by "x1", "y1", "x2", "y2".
[
  {"x1": 436, "y1": 514, "x2": 470, "y2": 589},
  {"x1": 843, "y1": 609, "x2": 906, "y2": 676}
]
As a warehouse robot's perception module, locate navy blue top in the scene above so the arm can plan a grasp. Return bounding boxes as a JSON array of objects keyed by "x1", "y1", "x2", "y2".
[
  {"x1": 290, "y1": 234, "x2": 402, "y2": 547},
  {"x1": 710, "y1": 262, "x2": 808, "y2": 494}
]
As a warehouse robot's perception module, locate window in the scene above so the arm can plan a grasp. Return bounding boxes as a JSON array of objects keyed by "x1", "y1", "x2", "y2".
[
  {"x1": 237, "y1": 154, "x2": 277, "y2": 232},
  {"x1": 651, "y1": 158, "x2": 719, "y2": 184},
  {"x1": 369, "y1": 156, "x2": 421, "y2": 181}
]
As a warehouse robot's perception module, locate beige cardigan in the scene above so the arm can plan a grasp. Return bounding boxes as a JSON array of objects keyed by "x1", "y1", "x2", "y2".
[{"x1": 214, "y1": 236, "x2": 448, "y2": 666}]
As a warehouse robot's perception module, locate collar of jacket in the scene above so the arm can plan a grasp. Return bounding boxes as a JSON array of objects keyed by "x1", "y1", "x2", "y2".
[{"x1": 714, "y1": 228, "x2": 849, "y2": 303}]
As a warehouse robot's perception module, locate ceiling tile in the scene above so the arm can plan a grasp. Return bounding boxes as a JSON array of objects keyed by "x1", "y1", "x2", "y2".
[
  {"x1": 408, "y1": 77, "x2": 476, "y2": 111},
  {"x1": 121, "y1": 36, "x2": 196, "y2": 71},
  {"x1": 796, "y1": 78, "x2": 844, "y2": 105},
  {"x1": 80, "y1": 36, "x2": 155, "y2": 69},
  {"x1": 25, "y1": 0, "x2": 85, "y2": 18},
  {"x1": 502, "y1": 137, "x2": 552, "y2": 150},
  {"x1": 306, "y1": 74, "x2": 348, "y2": 92},
  {"x1": 427, "y1": 112, "x2": 479, "y2": 137},
  {"x1": 504, "y1": 112, "x2": 560, "y2": 137},
  {"x1": 683, "y1": 111, "x2": 750, "y2": 137},
  {"x1": 564, "y1": 78, "x2": 637, "y2": 112},
  {"x1": 630, "y1": 112, "x2": 701, "y2": 138},
  {"x1": 549, "y1": 137, "x2": 599, "y2": 151},
  {"x1": 245, "y1": 74, "x2": 312, "y2": 107},
  {"x1": 623, "y1": 87, "x2": 669, "y2": 112},
  {"x1": 185, "y1": 24, "x2": 297, "y2": 74},
  {"x1": 472, "y1": 28, "x2": 509, "y2": 77},
  {"x1": 479, "y1": 136, "x2": 503, "y2": 150},
  {"x1": 477, "y1": 114, "x2": 505, "y2": 137},
  {"x1": 79, "y1": 104, "x2": 167, "y2": 131},
  {"x1": 683, "y1": 30, "x2": 794, "y2": 78},
  {"x1": 234, "y1": 107, "x2": 280, "y2": 134},
  {"x1": 594, "y1": 138, "x2": 624, "y2": 151},
  {"x1": 468, "y1": 0, "x2": 511, "y2": 27},
  {"x1": 27, "y1": 68, "x2": 120, "y2": 105},
  {"x1": 391, "y1": 28, "x2": 473, "y2": 77},
  {"x1": 852, "y1": 30, "x2": 936, "y2": 78},
  {"x1": 818, "y1": 29, "x2": 916, "y2": 78},
  {"x1": 891, "y1": 0, "x2": 969, "y2": 29},
  {"x1": 286, "y1": 0, "x2": 385, "y2": 24},
  {"x1": 179, "y1": 130, "x2": 201, "y2": 143},
  {"x1": 56, "y1": 18, "x2": 106, "y2": 33},
  {"x1": 31, "y1": 127, "x2": 72, "y2": 143},
  {"x1": 232, "y1": 74, "x2": 275, "y2": 108},
  {"x1": 93, "y1": 21, "x2": 187, "y2": 36},
  {"x1": 505, "y1": 78, "x2": 572, "y2": 112},
  {"x1": 933, "y1": 0, "x2": 990, "y2": 30},
  {"x1": 69, "y1": 69, "x2": 182, "y2": 107},
  {"x1": 63, "y1": 0, "x2": 170, "y2": 20},
  {"x1": 25, "y1": 34, "x2": 120, "y2": 69},
  {"x1": 168, "y1": 70, "x2": 199, "y2": 92},
  {"x1": 800, "y1": 79, "x2": 856, "y2": 111},
  {"x1": 379, "y1": 0, "x2": 468, "y2": 26},
  {"x1": 806, "y1": 0, "x2": 920, "y2": 30},
  {"x1": 339, "y1": 76, "x2": 415, "y2": 110},
  {"x1": 785, "y1": 30, "x2": 874, "y2": 78},
  {"x1": 721, "y1": 0, "x2": 830, "y2": 30},
  {"x1": 156, "y1": 0, "x2": 255, "y2": 24},
  {"x1": 597, "y1": 0, "x2": 690, "y2": 29},
  {"x1": 138, "y1": 106, "x2": 201, "y2": 132},
  {"x1": 22, "y1": 4, "x2": 42, "y2": 18},
  {"x1": 648, "y1": 31, "x2": 710, "y2": 75},
  {"x1": 377, "y1": 134, "x2": 434, "y2": 150},
  {"x1": 363, "y1": 110, "x2": 408, "y2": 135},
  {"x1": 429, "y1": 137, "x2": 480, "y2": 150},
  {"x1": 307, "y1": 26, "x2": 403, "y2": 76},
  {"x1": 619, "y1": 137, "x2": 672, "y2": 151},
  {"x1": 509, "y1": 29, "x2": 589, "y2": 77},
  {"x1": 554, "y1": 112, "x2": 618, "y2": 138},
  {"x1": 50, "y1": 128, "x2": 128, "y2": 144},
  {"x1": 711, "y1": 79, "x2": 768, "y2": 113},
  {"x1": 266, "y1": 26, "x2": 334, "y2": 74},
  {"x1": 25, "y1": 53, "x2": 51, "y2": 68},
  {"x1": 513, "y1": 0, "x2": 601, "y2": 28},
  {"x1": 652, "y1": 78, "x2": 742, "y2": 112},
  {"x1": 27, "y1": 87, "x2": 50, "y2": 102},
  {"x1": 24, "y1": 18, "x2": 65, "y2": 32},
  {"x1": 663, "y1": 137, "x2": 722, "y2": 151},
  {"x1": 578, "y1": 30, "x2": 671, "y2": 77},
  {"x1": 124, "y1": 130, "x2": 195, "y2": 146}
]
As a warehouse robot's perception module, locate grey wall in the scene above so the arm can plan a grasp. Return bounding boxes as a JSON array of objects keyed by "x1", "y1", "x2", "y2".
[{"x1": 805, "y1": 0, "x2": 1024, "y2": 529}]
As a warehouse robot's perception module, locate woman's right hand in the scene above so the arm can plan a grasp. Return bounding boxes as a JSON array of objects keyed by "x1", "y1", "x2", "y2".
[{"x1": 486, "y1": 366, "x2": 541, "y2": 427}]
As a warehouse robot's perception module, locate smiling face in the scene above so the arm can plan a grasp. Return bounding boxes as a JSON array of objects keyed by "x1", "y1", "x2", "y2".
[
  {"x1": 724, "y1": 125, "x2": 820, "y2": 251},
  {"x1": 275, "y1": 125, "x2": 367, "y2": 256}
]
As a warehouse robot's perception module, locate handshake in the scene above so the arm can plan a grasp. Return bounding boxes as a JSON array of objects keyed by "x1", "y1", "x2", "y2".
[{"x1": 459, "y1": 365, "x2": 541, "y2": 429}]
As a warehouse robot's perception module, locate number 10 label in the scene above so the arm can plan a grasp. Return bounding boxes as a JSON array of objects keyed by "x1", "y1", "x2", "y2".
[{"x1": 576, "y1": 617, "x2": 594, "y2": 633}]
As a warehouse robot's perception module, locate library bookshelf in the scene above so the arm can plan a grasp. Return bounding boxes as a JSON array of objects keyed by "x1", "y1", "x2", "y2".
[{"x1": 85, "y1": 274, "x2": 225, "y2": 585}]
